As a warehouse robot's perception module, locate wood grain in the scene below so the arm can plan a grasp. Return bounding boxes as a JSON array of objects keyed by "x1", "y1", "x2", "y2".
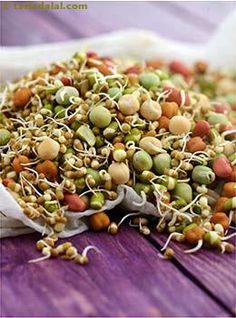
[
  {"x1": 1, "y1": 2, "x2": 235, "y2": 316},
  {"x1": 149, "y1": 233, "x2": 236, "y2": 314},
  {"x1": 0, "y1": 227, "x2": 228, "y2": 317}
]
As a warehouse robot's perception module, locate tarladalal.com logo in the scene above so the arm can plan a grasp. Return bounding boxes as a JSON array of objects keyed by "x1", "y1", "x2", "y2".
[{"x1": 2, "y1": 1, "x2": 88, "y2": 11}]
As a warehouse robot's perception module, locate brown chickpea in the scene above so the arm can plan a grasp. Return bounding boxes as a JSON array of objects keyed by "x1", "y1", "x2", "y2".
[
  {"x1": 89, "y1": 212, "x2": 110, "y2": 231},
  {"x1": 185, "y1": 226, "x2": 205, "y2": 245},
  {"x1": 222, "y1": 182, "x2": 236, "y2": 198},
  {"x1": 160, "y1": 102, "x2": 178, "y2": 119},
  {"x1": 158, "y1": 116, "x2": 170, "y2": 131},
  {"x1": 36, "y1": 160, "x2": 58, "y2": 181},
  {"x1": 214, "y1": 197, "x2": 228, "y2": 212},
  {"x1": 13, "y1": 88, "x2": 32, "y2": 109},
  {"x1": 187, "y1": 137, "x2": 206, "y2": 153},
  {"x1": 12, "y1": 155, "x2": 30, "y2": 173},
  {"x1": 211, "y1": 212, "x2": 229, "y2": 231}
]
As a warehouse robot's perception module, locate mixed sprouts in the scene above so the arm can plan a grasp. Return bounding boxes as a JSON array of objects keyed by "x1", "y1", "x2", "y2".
[{"x1": 0, "y1": 52, "x2": 235, "y2": 264}]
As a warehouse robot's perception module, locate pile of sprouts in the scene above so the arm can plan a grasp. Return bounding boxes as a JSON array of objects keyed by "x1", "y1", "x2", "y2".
[{"x1": 0, "y1": 52, "x2": 235, "y2": 264}]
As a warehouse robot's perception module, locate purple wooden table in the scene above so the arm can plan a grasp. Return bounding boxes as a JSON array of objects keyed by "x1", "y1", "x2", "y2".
[{"x1": 1, "y1": 2, "x2": 236, "y2": 317}]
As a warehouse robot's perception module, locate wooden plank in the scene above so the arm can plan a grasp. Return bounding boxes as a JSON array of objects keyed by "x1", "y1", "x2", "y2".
[
  {"x1": 0, "y1": 227, "x2": 228, "y2": 317},
  {"x1": 150, "y1": 233, "x2": 236, "y2": 314}
]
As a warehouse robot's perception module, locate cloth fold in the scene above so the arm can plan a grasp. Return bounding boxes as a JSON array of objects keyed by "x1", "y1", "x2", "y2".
[{"x1": 0, "y1": 184, "x2": 160, "y2": 238}]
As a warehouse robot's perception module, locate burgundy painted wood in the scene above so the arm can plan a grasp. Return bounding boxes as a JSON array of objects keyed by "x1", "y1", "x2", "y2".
[
  {"x1": 0, "y1": 227, "x2": 229, "y2": 317},
  {"x1": 150, "y1": 233, "x2": 236, "y2": 314}
]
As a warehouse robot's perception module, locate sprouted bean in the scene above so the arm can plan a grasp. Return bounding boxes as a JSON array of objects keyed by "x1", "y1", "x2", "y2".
[{"x1": 0, "y1": 53, "x2": 235, "y2": 265}]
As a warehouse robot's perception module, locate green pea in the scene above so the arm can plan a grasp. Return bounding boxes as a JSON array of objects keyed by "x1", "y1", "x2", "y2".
[
  {"x1": 90, "y1": 192, "x2": 105, "y2": 210},
  {"x1": 103, "y1": 121, "x2": 118, "y2": 139},
  {"x1": 229, "y1": 153, "x2": 236, "y2": 162},
  {"x1": 204, "y1": 231, "x2": 221, "y2": 247},
  {"x1": 171, "y1": 74, "x2": 187, "y2": 89},
  {"x1": 225, "y1": 94, "x2": 236, "y2": 106},
  {"x1": 133, "y1": 183, "x2": 151, "y2": 196},
  {"x1": 65, "y1": 147, "x2": 75, "y2": 155},
  {"x1": 73, "y1": 52, "x2": 86, "y2": 61},
  {"x1": 89, "y1": 106, "x2": 112, "y2": 128},
  {"x1": 139, "y1": 72, "x2": 160, "y2": 90},
  {"x1": 172, "y1": 198, "x2": 187, "y2": 209},
  {"x1": 135, "y1": 118, "x2": 146, "y2": 130},
  {"x1": 108, "y1": 87, "x2": 122, "y2": 101},
  {"x1": 95, "y1": 136, "x2": 104, "y2": 147},
  {"x1": 183, "y1": 223, "x2": 197, "y2": 235},
  {"x1": 54, "y1": 105, "x2": 66, "y2": 118},
  {"x1": 155, "y1": 70, "x2": 169, "y2": 80},
  {"x1": 77, "y1": 125, "x2": 96, "y2": 147},
  {"x1": 43, "y1": 103, "x2": 53, "y2": 111},
  {"x1": 43, "y1": 202, "x2": 58, "y2": 213},
  {"x1": 208, "y1": 128, "x2": 222, "y2": 146},
  {"x1": 123, "y1": 86, "x2": 138, "y2": 95},
  {"x1": 133, "y1": 150, "x2": 153, "y2": 173},
  {"x1": 124, "y1": 128, "x2": 142, "y2": 144},
  {"x1": 153, "y1": 153, "x2": 171, "y2": 175},
  {"x1": 175, "y1": 223, "x2": 187, "y2": 233},
  {"x1": 87, "y1": 73, "x2": 97, "y2": 86},
  {"x1": 158, "y1": 176, "x2": 177, "y2": 191},
  {"x1": 71, "y1": 121, "x2": 81, "y2": 131},
  {"x1": 151, "y1": 183, "x2": 167, "y2": 193},
  {"x1": 45, "y1": 84, "x2": 62, "y2": 96},
  {"x1": 224, "y1": 198, "x2": 236, "y2": 211},
  {"x1": 138, "y1": 171, "x2": 155, "y2": 183},
  {"x1": 75, "y1": 177, "x2": 86, "y2": 193},
  {"x1": 87, "y1": 168, "x2": 101, "y2": 187},
  {"x1": 228, "y1": 111, "x2": 236, "y2": 124},
  {"x1": 198, "y1": 76, "x2": 216, "y2": 97},
  {"x1": 128, "y1": 128, "x2": 141, "y2": 136},
  {"x1": 192, "y1": 205, "x2": 201, "y2": 215},
  {"x1": 0, "y1": 113, "x2": 5, "y2": 124},
  {"x1": 173, "y1": 183, "x2": 193, "y2": 203},
  {"x1": 0, "y1": 128, "x2": 11, "y2": 146},
  {"x1": 192, "y1": 165, "x2": 215, "y2": 185},
  {"x1": 61, "y1": 153, "x2": 71, "y2": 164},
  {"x1": 55, "y1": 86, "x2": 79, "y2": 105},
  {"x1": 207, "y1": 113, "x2": 228, "y2": 125}
]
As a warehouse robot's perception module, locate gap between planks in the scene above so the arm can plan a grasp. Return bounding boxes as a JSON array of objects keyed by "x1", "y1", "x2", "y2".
[
  {"x1": 0, "y1": 228, "x2": 229, "y2": 317},
  {"x1": 144, "y1": 233, "x2": 236, "y2": 317}
]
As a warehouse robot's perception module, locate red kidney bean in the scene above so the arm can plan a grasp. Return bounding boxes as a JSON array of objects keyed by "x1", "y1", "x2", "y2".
[
  {"x1": 169, "y1": 60, "x2": 192, "y2": 78},
  {"x1": 86, "y1": 51, "x2": 98, "y2": 58},
  {"x1": 146, "y1": 59, "x2": 164, "y2": 69},
  {"x1": 219, "y1": 123, "x2": 233, "y2": 133},
  {"x1": 163, "y1": 87, "x2": 190, "y2": 107},
  {"x1": 227, "y1": 166, "x2": 236, "y2": 182},
  {"x1": 213, "y1": 157, "x2": 233, "y2": 178},
  {"x1": 192, "y1": 120, "x2": 210, "y2": 137},
  {"x1": 63, "y1": 193, "x2": 87, "y2": 212},
  {"x1": 2, "y1": 178, "x2": 14, "y2": 187},
  {"x1": 213, "y1": 102, "x2": 230, "y2": 113},
  {"x1": 125, "y1": 65, "x2": 142, "y2": 74},
  {"x1": 187, "y1": 137, "x2": 206, "y2": 153},
  {"x1": 60, "y1": 76, "x2": 73, "y2": 86}
]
